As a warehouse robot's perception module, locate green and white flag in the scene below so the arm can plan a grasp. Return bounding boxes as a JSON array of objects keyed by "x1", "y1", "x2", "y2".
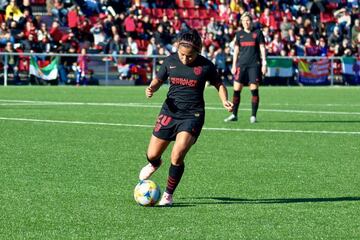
[
  {"x1": 29, "y1": 57, "x2": 59, "y2": 80},
  {"x1": 342, "y1": 57, "x2": 357, "y2": 75},
  {"x1": 266, "y1": 59, "x2": 293, "y2": 77}
]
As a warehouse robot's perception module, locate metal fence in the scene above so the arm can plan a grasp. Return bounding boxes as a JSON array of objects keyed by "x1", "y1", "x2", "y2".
[{"x1": 0, "y1": 52, "x2": 358, "y2": 86}]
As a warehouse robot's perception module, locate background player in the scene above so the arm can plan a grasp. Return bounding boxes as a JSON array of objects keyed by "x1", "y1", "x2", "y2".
[
  {"x1": 224, "y1": 12, "x2": 267, "y2": 123},
  {"x1": 138, "y1": 29, "x2": 233, "y2": 206}
]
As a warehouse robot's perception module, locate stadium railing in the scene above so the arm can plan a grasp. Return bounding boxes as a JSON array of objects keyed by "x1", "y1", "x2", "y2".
[{"x1": 0, "y1": 53, "x2": 359, "y2": 86}]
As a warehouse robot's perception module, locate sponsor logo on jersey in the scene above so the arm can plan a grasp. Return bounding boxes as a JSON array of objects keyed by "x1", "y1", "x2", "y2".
[
  {"x1": 193, "y1": 66, "x2": 202, "y2": 76},
  {"x1": 170, "y1": 77, "x2": 198, "y2": 87},
  {"x1": 252, "y1": 33, "x2": 257, "y2": 39}
]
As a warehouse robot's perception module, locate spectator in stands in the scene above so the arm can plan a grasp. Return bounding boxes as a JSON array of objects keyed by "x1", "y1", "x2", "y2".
[
  {"x1": 351, "y1": 19, "x2": 360, "y2": 46},
  {"x1": 328, "y1": 26, "x2": 343, "y2": 51},
  {"x1": 125, "y1": 36, "x2": 138, "y2": 55},
  {"x1": 75, "y1": 47, "x2": 88, "y2": 86},
  {"x1": 49, "y1": 20, "x2": 64, "y2": 44},
  {"x1": 108, "y1": 34, "x2": 124, "y2": 61},
  {"x1": 3, "y1": 41, "x2": 20, "y2": 83},
  {"x1": 0, "y1": 21, "x2": 14, "y2": 46},
  {"x1": 284, "y1": 28, "x2": 296, "y2": 45},
  {"x1": 90, "y1": 19, "x2": 106, "y2": 50},
  {"x1": 158, "y1": 15, "x2": 171, "y2": 34},
  {"x1": 9, "y1": 20, "x2": 24, "y2": 42},
  {"x1": 123, "y1": 11, "x2": 136, "y2": 38},
  {"x1": 0, "y1": 0, "x2": 8, "y2": 12},
  {"x1": 153, "y1": 24, "x2": 171, "y2": 52},
  {"x1": 259, "y1": 7, "x2": 277, "y2": 32},
  {"x1": 318, "y1": 37, "x2": 328, "y2": 56},
  {"x1": 58, "y1": 45, "x2": 77, "y2": 85},
  {"x1": 294, "y1": 35, "x2": 305, "y2": 56},
  {"x1": 269, "y1": 32, "x2": 284, "y2": 55},
  {"x1": 18, "y1": 8, "x2": 36, "y2": 30},
  {"x1": 67, "y1": 5, "x2": 80, "y2": 34},
  {"x1": 5, "y1": 0, "x2": 22, "y2": 21},
  {"x1": 116, "y1": 47, "x2": 131, "y2": 80},
  {"x1": 304, "y1": 37, "x2": 319, "y2": 56},
  {"x1": 140, "y1": 14, "x2": 153, "y2": 39},
  {"x1": 280, "y1": 16, "x2": 292, "y2": 40},
  {"x1": 146, "y1": 36, "x2": 157, "y2": 56},
  {"x1": 206, "y1": 17, "x2": 219, "y2": 35},
  {"x1": 51, "y1": 0, "x2": 68, "y2": 26},
  {"x1": 22, "y1": 33, "x2": 39, "y2": 52},
  {"x1": 60, "y1": 29, "x2": 79, "y2": 52}
]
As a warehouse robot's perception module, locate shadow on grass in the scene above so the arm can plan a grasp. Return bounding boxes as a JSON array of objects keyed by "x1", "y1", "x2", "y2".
[{"x1": 179, "y1": 196, "x2": 360, "y2": 205}]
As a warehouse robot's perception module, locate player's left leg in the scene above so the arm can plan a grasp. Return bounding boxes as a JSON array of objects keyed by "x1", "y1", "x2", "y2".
[
  {"x1": 249, "y1": 83, "x2": 259, "y2": 123},
  {"x1": 159, "y1": 131, "x2": 195, "y2": 206},
  {"x1": 248, "y1": 66, "x2": 261, "y2": 123}
]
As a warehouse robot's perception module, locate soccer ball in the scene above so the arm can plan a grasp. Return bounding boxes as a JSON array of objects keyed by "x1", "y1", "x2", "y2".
[{"x1": 134, "y1": 180, "x2": 161, "y2": 206}]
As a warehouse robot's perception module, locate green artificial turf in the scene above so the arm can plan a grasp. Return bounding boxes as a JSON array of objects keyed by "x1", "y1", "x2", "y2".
[{"x1": 0, "y1": 86, "x2": 359, "y2": 239}]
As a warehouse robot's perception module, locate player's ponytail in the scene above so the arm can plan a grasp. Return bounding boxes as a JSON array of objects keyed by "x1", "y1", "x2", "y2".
[{"x1": 178, "y1": 29, "x2": 202, "y2": 53}]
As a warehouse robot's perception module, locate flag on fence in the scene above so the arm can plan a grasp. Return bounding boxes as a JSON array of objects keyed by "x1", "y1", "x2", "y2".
[
  {"x1": 29, "y1": 57, "x2": 59, "y2": 80},
  {"x1": 342, "y1": 57, "x2": 360, "y2": 76},
  {"x1": 341, "y1": 57, "x2": 360, "y2": 84},
  {"x1": 298, "y1": 59, "x2": 329, "y2": 85},
  {"x1": 266, "y1": 59, "x2": 293, "y2": 77}
]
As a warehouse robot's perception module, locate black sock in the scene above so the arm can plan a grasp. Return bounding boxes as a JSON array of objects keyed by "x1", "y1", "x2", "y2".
[
  {"x1": 165, "y1": 164, "x2": 185, "y2": 194},
  {"x1": 232, "y1": 90, "x2": 241, "y2": 117},
  {"x1": 251, "y1": 89, "x2": 259, "y2": 117},
  {"x1": 146, "y1": 155, "x2": 162, "y2": 168}
]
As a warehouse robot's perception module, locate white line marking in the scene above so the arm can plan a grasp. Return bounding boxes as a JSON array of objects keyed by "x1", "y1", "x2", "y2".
[
  {"x1": 1, "y1": 99, "x2": 360, "y2": 115},
  {"x1": 0, "y1": 117, "x2": 359, "y2": 135}
]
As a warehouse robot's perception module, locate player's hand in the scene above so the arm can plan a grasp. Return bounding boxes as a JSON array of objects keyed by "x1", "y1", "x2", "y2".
[
  {"x1": 231, "y1": 66, "x2": 237, "y2": 75},
  {"x1": 261, "y1": 65, "x2": 267, "y2": 75},
  {"x1": 223, "y1": 100, "x2": 233, "y2": 112},
  {"x1": 145, "y1": 86, "x2": 154, "y2": 98}
]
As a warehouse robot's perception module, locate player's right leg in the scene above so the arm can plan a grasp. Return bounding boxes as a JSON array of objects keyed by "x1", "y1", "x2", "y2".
[{"x1": 139, "y1": 135, "x2": 170, "y2": 180}]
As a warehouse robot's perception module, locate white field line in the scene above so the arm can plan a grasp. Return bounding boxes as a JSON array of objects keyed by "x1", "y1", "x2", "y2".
[
  {"x1": 0, "y1": 99, "x2": 360, "y2": 115},
  {"x1": 0, "y1": 117, "x2": 359, "y2": 135}
]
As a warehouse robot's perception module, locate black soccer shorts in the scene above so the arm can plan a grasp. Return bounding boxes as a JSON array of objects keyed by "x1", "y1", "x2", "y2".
[
  {"x1": 234, "y1": 64, "x2": 261, "y2": 84},
  {"x1": 152, "y1": 112, "x2": 205, "y2": 141}
]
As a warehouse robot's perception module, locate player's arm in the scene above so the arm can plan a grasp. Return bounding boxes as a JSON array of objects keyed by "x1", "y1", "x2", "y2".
[
  {"x1": 146, "y1": 78, "x2": 162, "y2": 98},
  {"x1": 260, "y1": 43, "x2": 267, "y2": 75},
  {"x1": 231, "y1": 44, "x2": 239, "y2": 75},
  {"x1": 214, "y1": 83, "x2": 233, "y2": 112}
]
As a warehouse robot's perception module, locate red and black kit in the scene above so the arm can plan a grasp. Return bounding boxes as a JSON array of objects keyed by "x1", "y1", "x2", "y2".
[
  {"x1": 234, "y1": 29, "x2": 265, "y2": 84},
  {"x1": 153, "y1": 53, "x2": 222, "y2": 141}
]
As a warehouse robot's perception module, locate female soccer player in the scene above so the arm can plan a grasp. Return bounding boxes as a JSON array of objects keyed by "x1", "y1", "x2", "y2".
[
  {"x1": 138, "y1": 29, "x2": 233, "y2": 206},
  {"x1": 224, "y1": 12, "x2": 267, "y2": 123}
]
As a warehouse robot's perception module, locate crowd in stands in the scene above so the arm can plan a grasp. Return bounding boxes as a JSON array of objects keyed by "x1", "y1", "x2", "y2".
[{"x1": 0, "y1": 0, "x2": 359, "y2": 84}]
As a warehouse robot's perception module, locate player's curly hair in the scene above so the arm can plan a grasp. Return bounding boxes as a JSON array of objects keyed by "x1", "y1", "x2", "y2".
[{"x1": 178, "y1": 29, "x2": 202, "y2": 53}]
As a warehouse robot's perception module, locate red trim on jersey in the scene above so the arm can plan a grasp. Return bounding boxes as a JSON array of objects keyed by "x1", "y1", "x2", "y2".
[{"x1": 240, "y1": 41, "x2": 256, "y2": 47}]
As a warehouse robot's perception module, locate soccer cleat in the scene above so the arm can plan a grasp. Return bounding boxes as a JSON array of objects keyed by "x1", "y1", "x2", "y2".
[
  {"x1": 158, "y1": 192, "x2": 173, "y2": 206},
  {"x1": 250, "y1": 116, "x2": 257, "y2": 123},
  {"x1": 224, "y1": 114, "x2": 238, "y2": 122},
  {"x1": 139, "y1": 160, "x2": 162, "y2": 180}
]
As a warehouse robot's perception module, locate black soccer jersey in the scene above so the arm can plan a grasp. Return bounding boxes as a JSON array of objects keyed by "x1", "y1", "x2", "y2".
[
  {"x1": 156, "y1": 53, "x2": 222, "y2": 118},
  {"x1": 235, "y1": 29, "x2": 265, "y2": 66}
]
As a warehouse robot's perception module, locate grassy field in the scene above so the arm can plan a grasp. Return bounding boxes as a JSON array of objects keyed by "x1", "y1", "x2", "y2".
[{"x1": 0, "y1": 86, "x2": 360, "y2": 239}]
